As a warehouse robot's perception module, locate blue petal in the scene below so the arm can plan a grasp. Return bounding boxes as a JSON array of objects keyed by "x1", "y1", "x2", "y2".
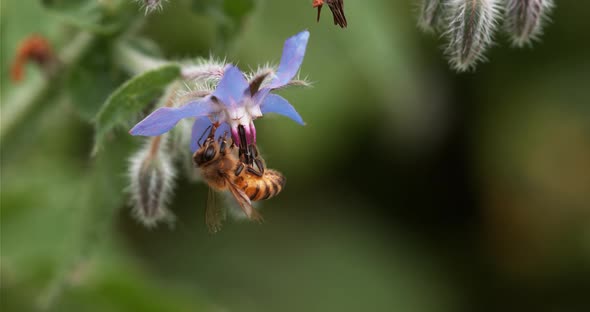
[
  {"x1": 190, "y1": 117, "x2": 212, "y2": 152},
  {"x1": 213, "y1": 65, "x2": 249, "y2": 107},
  {"x1": 252, "y1": 87, "x2": 271, "y2": 106},
  {"x1": 216, "y1": 122, "x2": 231, "y2": 142},
  {"x1": 130, "y1": 98, "x2": 214, "y2": 136},
  {"x1": 190, "y1": 118, "x2": 232, "y2": 153},
  {"x1": 269, "y1": 30, "x2": 310, "y2": 89},
  {"x1": 260, "y1": 94, "x2": 305, "y2": 125}
]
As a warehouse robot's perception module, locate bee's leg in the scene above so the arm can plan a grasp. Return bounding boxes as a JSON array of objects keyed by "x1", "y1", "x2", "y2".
[
  {"x1": 249, "y1": 144, "x2": 265, "y2": 173},
  {"x1": 218, "y1": 131, "x2": 228, "y2": 155},
  {"x1": 248, "y1": 144, "x2": 258, "y2": 158},
  {"x1": 228, "y1": 133, "x2": 237, "y2": 150},
  {"x1": 246, "y1": 166, "x2": 263, "y2": 177},
  {"x1": 235, "y1": 162, "x2": 245, "y2": 176},
  {"x1": 219, "y1": 140, "x2": 226, "y2": 155},
  {"x1": 254, "y1": 158, "x2": 265, "y2": 174},
  {"x1": 196, "y1": 125, "x2": 212, "y2": 148}
]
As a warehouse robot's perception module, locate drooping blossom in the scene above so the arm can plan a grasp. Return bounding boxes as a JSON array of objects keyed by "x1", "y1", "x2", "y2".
[{"x1": 130, "y1": 30, "x2": 310, "y2": 152}]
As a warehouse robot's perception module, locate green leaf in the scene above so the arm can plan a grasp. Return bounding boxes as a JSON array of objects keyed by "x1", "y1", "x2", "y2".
[
  {"x1": 222, "y1": 0, "x2": 256, "y2": 21},
  {"x1": 67, "y1": 37, "x2": 165, "y2": 121},
  {"x1": 41, "y1": 0, "x2": 135, "y2": 34},
  {"x1": 191, "y1": 0, "x2": 255, "y2": 50},
  {"x1": 125, "y1": 37, "x2": 166, "y2": 60},
  {"x1": 66, "y1": 41, "x2": 127, "y2": 121},
  {"x1": 93, "y1": 64, "x2": 181, "y2": 154}
]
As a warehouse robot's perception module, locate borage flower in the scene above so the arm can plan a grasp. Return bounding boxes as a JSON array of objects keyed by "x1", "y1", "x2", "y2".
[{"x1": 130, "y1": 30, "x2": 310, "y2": 152}]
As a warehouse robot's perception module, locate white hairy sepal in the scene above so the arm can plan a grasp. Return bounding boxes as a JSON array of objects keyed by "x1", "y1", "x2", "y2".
[
  {"x1": 128, "y1": 135, "x2": 176, "y2": 228},
  {"x1": 418, "y1": 0, "x2": 447, "y2": 32},
  {"x1": 181, "y1": 57, "x2": 227, "y2": 82},
  {"x1": 135, "y1": 0, "x2": 167, "y2": 15},
  {"x1": 173, "y1": 58, "x2": 228, "y2": 105},
  {"x1": 444, "y1": 0, "x2": 501, "y2": 72},
  {"x1": 247, "y1": 63, "x2": 312, "y2": 89},
  {"x1": 504, "y1": 0, "x2": 554, "y2": 47}
]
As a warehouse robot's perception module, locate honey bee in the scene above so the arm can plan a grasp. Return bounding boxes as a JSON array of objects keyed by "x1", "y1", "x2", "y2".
[{"x1": 193, "y1": 123, "x2": 286, "y2": 232}]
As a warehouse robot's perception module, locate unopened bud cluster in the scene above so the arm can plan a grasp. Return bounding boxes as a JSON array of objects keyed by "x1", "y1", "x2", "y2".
[{"x1": 418, "y1": 0, "x2": 554, "y2": 71}]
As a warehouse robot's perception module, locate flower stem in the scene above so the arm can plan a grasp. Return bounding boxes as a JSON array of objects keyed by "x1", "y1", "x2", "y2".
[
  {"x1": 114, "y1": 39, "x2": 226, "y2": 82},
  {"x1": 113, "y1": 39, "x2": 169, "y2": 75}
]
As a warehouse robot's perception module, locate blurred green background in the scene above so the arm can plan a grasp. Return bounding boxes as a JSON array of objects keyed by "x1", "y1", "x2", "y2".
[{"x1": 2, "y1": 0, "x2": 590, "y2": 311}]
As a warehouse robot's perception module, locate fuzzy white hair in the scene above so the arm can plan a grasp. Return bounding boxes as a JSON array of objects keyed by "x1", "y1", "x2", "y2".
[{"x1": 444, "y1": 0, "x2": 501, "y2": 71}]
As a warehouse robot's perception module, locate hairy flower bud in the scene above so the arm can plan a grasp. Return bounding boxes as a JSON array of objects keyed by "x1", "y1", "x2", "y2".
[
  {"x1": 418, "y1": 0, "x2": 447, "y2": 32},
  {"x1": 180, "y1": 57, "x2": 227, "y2": 82},
  {"x1": 504, "y1": 0, "x2": 554, "y2": 47},
  {"x1": 135, "y1": 0, "x2": 166, "y2": 15},
  {"x1": 444, "y1": 0, "x2": 500, "y2": 71},
  {"x1": 128, "y1": 135, "x2": 176, "y2": 227}
]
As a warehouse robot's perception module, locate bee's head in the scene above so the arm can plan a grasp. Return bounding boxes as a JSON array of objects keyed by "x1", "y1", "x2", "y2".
[
  {"x1": 193, "y1": 138, "x2": 218, "y2": 166},
  {"x1": 193, "y1": 122, "x2": 221, "y2": 166}
]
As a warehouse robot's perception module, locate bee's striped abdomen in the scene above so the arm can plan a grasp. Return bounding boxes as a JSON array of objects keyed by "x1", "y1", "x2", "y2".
[{"x1": 245, "y1": 169, "x2": 286, "y2": 201}]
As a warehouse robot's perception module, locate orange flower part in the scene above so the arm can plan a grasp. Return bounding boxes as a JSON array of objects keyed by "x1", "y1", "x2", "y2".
[{"x1": 10, "y1": 34, "x2": 55, "y2": 82}]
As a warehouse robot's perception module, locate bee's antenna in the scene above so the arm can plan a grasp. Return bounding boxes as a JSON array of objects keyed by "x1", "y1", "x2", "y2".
[
  {"x1": 217, "y1": 131, "x2": 229, "y2": 147},
  {"x1": 197, "y1": 125, "x2": 212, "y2": 147},
  {"x1": 209, "y1": 122, "x2": 220, "y2": 138}
]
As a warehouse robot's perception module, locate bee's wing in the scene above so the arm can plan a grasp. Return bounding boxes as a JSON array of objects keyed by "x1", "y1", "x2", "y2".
[
  {"x1": 224, "y1": 177, "x2": 264, "y2": 223},
  {"x1": 206, "y1": 187, "x2": 225, "y2": 233},
  {"x1": 327, "y1": 0, "x2": 347, "y2": 27}
]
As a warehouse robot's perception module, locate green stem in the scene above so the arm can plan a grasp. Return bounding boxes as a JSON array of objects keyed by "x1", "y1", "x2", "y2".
[
  {"x1": 113, "y1": 38, "x2": 225, "y2": 81},
  {"x1": 113, "y1": 39, "x2": 169, "y2": 75}
]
